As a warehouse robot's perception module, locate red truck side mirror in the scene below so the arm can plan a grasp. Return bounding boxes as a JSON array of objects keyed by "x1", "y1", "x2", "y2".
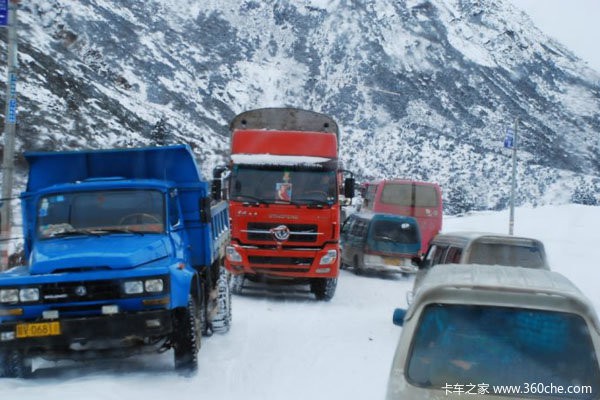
[{"x1": 344, "y1": 177, "x2": 355, "y2": 199}]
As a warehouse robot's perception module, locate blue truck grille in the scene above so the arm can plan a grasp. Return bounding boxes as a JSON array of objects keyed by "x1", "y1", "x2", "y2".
[{"x1": 40, "y1": 280, "x2": 122, "y2": 303}]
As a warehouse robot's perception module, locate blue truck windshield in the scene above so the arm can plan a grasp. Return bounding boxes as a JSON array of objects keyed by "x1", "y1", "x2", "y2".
[
  {"x1": 37, "y1": 190, "x2": 165, "y2": 238},
  {"x1": 407, "y1": 304, "x2": 600, "y2": 398},
  {"x1": 231, "y1": 166, "x2": 337, "y2": 204}
]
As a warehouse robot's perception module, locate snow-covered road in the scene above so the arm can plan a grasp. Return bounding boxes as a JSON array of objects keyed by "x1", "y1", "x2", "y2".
[{"x1": 1, "y1": 205, "x2": 598, "y2": 400}]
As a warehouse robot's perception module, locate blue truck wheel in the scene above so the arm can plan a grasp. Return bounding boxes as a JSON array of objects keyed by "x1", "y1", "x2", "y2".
[
  {"x1": 173, "y1": 296, "x2": 200, "y2": 374},
  {"x1": 3, "y1": 350, "x2": 32, "y2": 378}
]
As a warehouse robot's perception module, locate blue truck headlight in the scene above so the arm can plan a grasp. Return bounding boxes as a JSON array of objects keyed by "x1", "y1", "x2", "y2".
[
  {"x1": 145, "y1": 279, "x2": 164, "y2": 293},
  {"x1": 0, "y1": 289, "x2": 19, "y2": 303},
  {"x1": 319, "y1": 249, "x2": 338, "y2": 265},
  {"x1": 123, "y1": 280, "x2": 144, "y2": 294},
  {"x1": 19, "y1": 288, "x2": 40, "y2": 302}
]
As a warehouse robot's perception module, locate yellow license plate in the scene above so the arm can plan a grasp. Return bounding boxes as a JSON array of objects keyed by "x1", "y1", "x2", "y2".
[
  {"x1": 384, "y1": 257, "x2": 401, "y2": 266},
  {"x1": 16, "y1": 321, "x2": 61, "y2": 338}
]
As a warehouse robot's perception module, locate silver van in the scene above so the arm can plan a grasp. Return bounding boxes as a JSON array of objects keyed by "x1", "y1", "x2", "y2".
[
  {"x1": 413, "y1": 232, "x2": 549, "y2": 291},
  {"x1": 387, "y1": 264, "x2": 600, "y2": 399}
]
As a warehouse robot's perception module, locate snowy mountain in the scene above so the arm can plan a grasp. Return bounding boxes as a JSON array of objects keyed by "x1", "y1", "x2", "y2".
[{"x1": 2, "y1": 0, "x2": 600, "y2": 213}]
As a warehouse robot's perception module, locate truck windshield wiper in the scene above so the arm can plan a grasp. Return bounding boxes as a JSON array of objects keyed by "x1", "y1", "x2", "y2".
[
  {"x1": 233, "y1": 194, "x2": 270, "y2": 205},
  {"x1": 47, "y1": 229, "x2": 102, "y2": 238},
  {"x1": 90, "y1": 228, "x2": 144, "y2": 236},
  {"x1": 292, "y1": 198, "x2": 332, "y2": 207}
]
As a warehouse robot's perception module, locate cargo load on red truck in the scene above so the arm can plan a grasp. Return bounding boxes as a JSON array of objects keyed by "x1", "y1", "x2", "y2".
[{"x1": 222, "y1": 108, "x2": 355, "y2": 301}]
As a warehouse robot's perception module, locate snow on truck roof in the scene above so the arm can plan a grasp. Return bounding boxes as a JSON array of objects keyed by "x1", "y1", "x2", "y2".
[
  {"x1": 230, "y1": 154, "x2": 332, "y2": 166},
  {"x1": 412, "y1": 264, "x2": 600, "y2": 330}
]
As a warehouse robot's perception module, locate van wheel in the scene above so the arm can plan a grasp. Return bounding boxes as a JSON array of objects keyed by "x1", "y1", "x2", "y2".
[
  {"x1": 353, "y1": 256, "x2": 363, "y2": 275},
  {"x1": 311, "y1": 277, "x2": 337, "y2": 301},
  {"x1": 173, "y1": 296, "x2": 200, "y2": 374}
]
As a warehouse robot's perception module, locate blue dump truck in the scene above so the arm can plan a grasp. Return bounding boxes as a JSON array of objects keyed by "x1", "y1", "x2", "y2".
[{"x1": 0, "y1": 145, "x2": 231, "y2": 377}]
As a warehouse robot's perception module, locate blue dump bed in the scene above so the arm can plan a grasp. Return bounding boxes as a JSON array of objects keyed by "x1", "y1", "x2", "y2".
[{"x1": 24, "y1": 144, "x2": 202, "y2": 191}]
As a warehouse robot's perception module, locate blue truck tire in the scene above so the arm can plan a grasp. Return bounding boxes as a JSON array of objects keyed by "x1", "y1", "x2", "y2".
[
  {"x1": 1, "y1": 349, "x2": 32, "y2": 378},
  {"x1": 173, "y1": 296, "x2": 200, "y2": 374}
]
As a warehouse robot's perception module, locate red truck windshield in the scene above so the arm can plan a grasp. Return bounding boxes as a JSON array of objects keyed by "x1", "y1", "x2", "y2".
[
  {"x1": 37, "y1": 190, "x2": 165, "y2": 238},
  {"x1": 231, "y1": 166, "x2": 337, "y2": 205}
]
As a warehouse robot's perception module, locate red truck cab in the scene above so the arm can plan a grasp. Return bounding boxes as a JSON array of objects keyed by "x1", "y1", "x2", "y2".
[{"x1": 223, "y1": 108, "x2": 354, "y2": 300}]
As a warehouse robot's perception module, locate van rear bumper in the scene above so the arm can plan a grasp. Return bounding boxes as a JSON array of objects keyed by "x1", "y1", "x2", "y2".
[
  {"x1": 361, "y1": 253, "x2": 419, "y2": 274},
  {"x1": 364, "y1": 262, "x2": 418, "y2": 274}
]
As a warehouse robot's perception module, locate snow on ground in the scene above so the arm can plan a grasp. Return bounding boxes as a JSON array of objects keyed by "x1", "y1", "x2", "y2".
[{"x1": 1, "y1": 204, "x2": 598, "y2": 400}]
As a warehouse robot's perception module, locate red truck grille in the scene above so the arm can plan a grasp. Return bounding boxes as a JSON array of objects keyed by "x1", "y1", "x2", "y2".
[
  {"x1": 248, "y1": 256, "x2": 314, "y2": 266},
  {"x1": 246, "y1": 223, "x2": 319, "y2": 243}
]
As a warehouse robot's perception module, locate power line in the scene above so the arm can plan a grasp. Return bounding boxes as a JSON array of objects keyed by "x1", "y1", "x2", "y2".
[
  {"x1": 0, "y1": 236, "x2": 23, "y2": 242},
  {"x1": 0, "y1": 196, "x2": 21, "y2": 202}
]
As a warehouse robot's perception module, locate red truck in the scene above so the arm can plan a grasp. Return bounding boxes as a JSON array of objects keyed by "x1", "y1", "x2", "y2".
[{"x1": 222, "y1": 108, "x2": 354, "y2": 300}]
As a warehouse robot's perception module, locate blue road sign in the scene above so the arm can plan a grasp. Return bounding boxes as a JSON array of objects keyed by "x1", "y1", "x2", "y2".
[
  {"x1": 0, "y1": 0, "x2": 7, "y2": 27},
  {"x1": 7, "y1": 99, "x2": 16, "y2": 123},
  {"x1": 504, "y1": 127, "x2": 514, "y2": 149}
]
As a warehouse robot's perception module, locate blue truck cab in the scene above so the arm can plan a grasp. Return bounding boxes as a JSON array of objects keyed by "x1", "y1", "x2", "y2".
[{"x1": 0, "y1": 145, "x2": 231, "y2": 377}]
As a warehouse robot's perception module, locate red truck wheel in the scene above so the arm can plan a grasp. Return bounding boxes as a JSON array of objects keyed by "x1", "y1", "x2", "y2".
[
  {"x1": 311, "y1": 277, "x2": 337, "y2": 301},
  {"x1": 211, "y1": 269, "x2": 232, "y2": 334}
]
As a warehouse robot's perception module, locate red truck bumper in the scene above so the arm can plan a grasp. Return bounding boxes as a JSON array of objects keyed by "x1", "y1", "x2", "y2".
[{"x1": 224, "y1": 242, "x2": 339, "y2": 279}]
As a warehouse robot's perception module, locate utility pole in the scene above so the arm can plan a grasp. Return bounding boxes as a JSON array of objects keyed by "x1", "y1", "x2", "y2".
[
  {"x1": 1, "y1": 0, "x2": 18, "y2": 270},
  {"x1": 508, "y1": 117, "x2": 518, "y2": 235}
]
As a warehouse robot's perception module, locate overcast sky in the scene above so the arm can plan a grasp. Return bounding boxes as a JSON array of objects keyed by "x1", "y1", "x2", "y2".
[{"x1": 510, "y1": 0, "x2": 600, "y2": 72}]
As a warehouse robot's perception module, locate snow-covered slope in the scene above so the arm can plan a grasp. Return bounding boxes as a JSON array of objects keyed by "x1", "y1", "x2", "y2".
[
  {"x1": 0, "y1": 204, "x2": 598, "y2": 399},
  {"x1": 2, "y1": 0, "x2": 600, "y2": 212}
]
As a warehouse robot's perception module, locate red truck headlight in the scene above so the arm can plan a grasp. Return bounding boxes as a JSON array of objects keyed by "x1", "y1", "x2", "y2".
[
  {"x1": 319, "y1": 249, "x2": 337, "y2": 265},
  {"x1": 226, "y1": 246, "x2": 242, "y2": 263}
]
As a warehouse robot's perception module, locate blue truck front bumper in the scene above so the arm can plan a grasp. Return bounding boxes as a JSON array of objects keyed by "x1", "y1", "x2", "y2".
[{"x1": 0, "y1": 309, "x2": 173, "y2": 351}]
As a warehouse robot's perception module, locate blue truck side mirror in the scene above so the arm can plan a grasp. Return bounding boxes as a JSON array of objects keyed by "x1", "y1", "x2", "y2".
[
  {"x1": 199, "y1": 197, "x2": 212, "y2": 223},
  {"x1": 211, "y1": 179, "x2": 222, "y2": 201},
  {"x1": 393, "y1": 308, "x2": 407, "y2": 326}
]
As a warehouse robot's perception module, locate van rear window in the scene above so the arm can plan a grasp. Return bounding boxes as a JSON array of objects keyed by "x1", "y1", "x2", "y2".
[
  {"x1": 469, "y1": 242, "x2": 545, "y2": 268},
  {"x1": 380, "y1": 183, "x2": 439, "y2": 207},
  {"x1": 406, "y1": 304, "x2": 600, "y2": 398},
  {"x1": 370, "y1": 220, "x2": 419, "y2": 244}
]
